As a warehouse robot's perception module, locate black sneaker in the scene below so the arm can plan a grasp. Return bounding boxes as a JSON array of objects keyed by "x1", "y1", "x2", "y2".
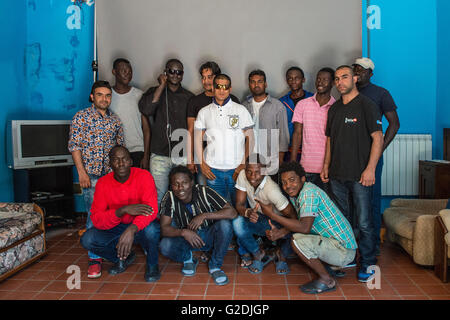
[
  {"x1": 108, "y1": 251, "x2": 136, "y2": 275},
  {"x1": 144, "y1": 264, "x2": 161, "y2": 282}
]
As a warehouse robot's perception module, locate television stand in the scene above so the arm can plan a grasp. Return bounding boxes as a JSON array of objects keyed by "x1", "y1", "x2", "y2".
[{"x1": 13, "y1": 165, "x2": 75, "y2": 229}]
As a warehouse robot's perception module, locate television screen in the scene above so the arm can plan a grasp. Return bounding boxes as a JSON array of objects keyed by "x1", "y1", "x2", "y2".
[{"x1": 20, "y1": 124, "x2": 70, "y2": 158}]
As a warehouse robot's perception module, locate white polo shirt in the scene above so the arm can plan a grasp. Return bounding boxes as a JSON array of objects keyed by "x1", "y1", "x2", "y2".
[
  {"x1": 235, "y1": 170, "x2": 289, "y2": 215},
  {"x1": 195, "y1": 99, "x2": 254, "y2": 170}
]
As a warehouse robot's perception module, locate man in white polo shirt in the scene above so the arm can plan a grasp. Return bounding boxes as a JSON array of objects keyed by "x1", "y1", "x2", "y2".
[{"x1": 194, "y1": 74, "x2": 254, "y2": 205}]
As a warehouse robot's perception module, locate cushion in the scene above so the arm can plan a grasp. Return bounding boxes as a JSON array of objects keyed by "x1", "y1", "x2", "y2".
[
  {"x1": 383, "y1": 207, "x2": 426, "y2": 240},
  {"x1": 0, "y1": 211, "x2": 43, "y2": 249},
  {"x1": 0, "y1": 233, "x2": 44, "y2": 276}
]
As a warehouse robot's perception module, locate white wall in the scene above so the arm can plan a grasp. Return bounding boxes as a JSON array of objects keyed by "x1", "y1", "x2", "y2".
[{"x1": 97, "y1": 0, "x2": 361, "y2": 99}]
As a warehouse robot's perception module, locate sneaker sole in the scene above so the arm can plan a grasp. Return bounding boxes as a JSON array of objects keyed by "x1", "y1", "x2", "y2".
[
  {"x1": 358, "y1": 274, "x2": 375, "y2": 283},
  {"x1": 87, "y1": 272, "x2": 102, "y2": 279}
]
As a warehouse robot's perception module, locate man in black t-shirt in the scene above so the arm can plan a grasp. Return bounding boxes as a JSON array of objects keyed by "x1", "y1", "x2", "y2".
[
  {"x1": 320, "y1": 65, "x2": 383, "y2": 283},
  {"x1": 186, "y1": 61, "x2": 240, "y2": 184},
  {"x1": 353, "y1": 57, "x2": 400, "y2": 256}
]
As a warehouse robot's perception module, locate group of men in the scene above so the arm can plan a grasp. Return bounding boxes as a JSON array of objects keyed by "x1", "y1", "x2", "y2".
[{"x1": 69, "y1": 56, "x2": 399, "y2": 294}]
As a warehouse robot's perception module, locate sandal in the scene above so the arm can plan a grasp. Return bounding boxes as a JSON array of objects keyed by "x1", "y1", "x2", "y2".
[
  {"x1": 210, "y1": 270, "x2": 229, "y2": 286},
  {"x1": 275, "y1": 260, "x2": 290, "y2": 275},
  {"x1": 240, "y1": 254, "x2": 252, "y2": 268},
  {"x1": 181, "y1": 258, "x2": 199, "y2": 277},
  {"x1": 300, "y1": 279, "x2": 336, "y2": 294},
  {"x1": 248, "y1": 254, "x2": 275, "y2": 274}
]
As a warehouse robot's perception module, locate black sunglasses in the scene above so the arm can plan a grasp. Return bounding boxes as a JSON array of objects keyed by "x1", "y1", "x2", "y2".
[{"x1": 167, "y1": 69, "x2": 184, "y2": 76}]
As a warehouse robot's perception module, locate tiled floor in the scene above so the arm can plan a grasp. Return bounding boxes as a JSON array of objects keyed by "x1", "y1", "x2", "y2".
[{"x1": 1, "y1": 229, "x2": 449, "y2": 300}]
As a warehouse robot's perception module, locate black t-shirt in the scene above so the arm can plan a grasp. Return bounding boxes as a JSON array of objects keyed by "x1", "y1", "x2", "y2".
[
  {"x1": 187, "y1": 92, "x2": 240, "y2": 118},
  {"x1": 325, "y1": 94, "x2": 382, "y2": 181},
  {"x1": 358, "y1": 82, "x2": 396, "y2": 117}
]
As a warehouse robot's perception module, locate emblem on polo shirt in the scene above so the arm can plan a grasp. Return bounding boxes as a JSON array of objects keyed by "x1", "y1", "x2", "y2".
[{"x1": 228, "y1": 115, "x2": 240, "y2": 129}]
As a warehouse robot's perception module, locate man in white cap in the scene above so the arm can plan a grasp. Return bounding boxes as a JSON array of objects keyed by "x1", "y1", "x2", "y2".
[{"x1": 353, "y1": 57, "x2": 400, "y2": 256}]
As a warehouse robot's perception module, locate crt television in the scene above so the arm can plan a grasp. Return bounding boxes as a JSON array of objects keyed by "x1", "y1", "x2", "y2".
[{"x1": 7, "y1": 120, "x2": 74, "y2": 169}]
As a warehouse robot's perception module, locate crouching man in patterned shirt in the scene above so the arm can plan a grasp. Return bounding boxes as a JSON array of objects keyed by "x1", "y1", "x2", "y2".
[
  {"x1": 256, "y1": 161, "x2": 357, "y2": 294},
  {"x1": 159, "y1": 166, "x2": 237, "y2": 286},
  {"x1": 80, "y1": 146, "x2": 161, "y2": 282}
]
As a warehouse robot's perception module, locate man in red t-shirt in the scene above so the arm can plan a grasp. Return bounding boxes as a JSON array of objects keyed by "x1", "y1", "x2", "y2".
[{"x1": 80, "y1": 146, "x2": 161, "y2": 282}]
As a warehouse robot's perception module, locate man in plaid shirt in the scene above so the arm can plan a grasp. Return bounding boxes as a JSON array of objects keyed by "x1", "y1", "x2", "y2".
[
  {"x1": 69, "y1": 80, "x2": 124, "y2": 278},
  {"x1": 256, "y1": 161, "x2": 357, "y2": 294}
]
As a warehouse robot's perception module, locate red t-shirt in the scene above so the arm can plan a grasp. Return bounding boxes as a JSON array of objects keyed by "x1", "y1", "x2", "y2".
[{"x1": 90, "y1": 167, "x2": 158, "y2": 231}]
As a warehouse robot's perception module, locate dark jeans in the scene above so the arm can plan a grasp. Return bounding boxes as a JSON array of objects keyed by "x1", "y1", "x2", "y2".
[
  {"x1": 159, "y1": 219, "x2": 233, "y2": 270},
  {"x1": 330, "y1": 179, "x2": 376, "y2": 270},
  {"x1": 232, "y1": 214, "x2": 293, "y2": 258},
  {"x1": 372, "y1": 157, "x2": 383, "y2": 250},
  {"x1": 305, "y1": 172, "x2": 330, "y2": 195},
  {"x1": 80, "y1": 221, "x2": 161, "y2": 266}
]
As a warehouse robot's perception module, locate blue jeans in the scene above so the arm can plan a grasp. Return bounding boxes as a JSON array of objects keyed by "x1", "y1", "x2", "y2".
[
  {"x1": 232, "y1": 214, "x2": 293, "y2": 258},
  {"x1": 82, "y1": 174, "x2": 102, "y2": 260},
  {"x1": 372, "y1": 157, "x2": 383, "y2": 250},
  {"x1": 80, "y1": 221, "x2": 161, "y2": 266},
  {"x1": 206, "y1": 168, "x2": 236, "y2": 205},
  {"x1": 159, "y1": 219, "x2": 233, "y2": 270},
  {"x1": 330, "y1": 179, "x2": 376, "y2": 269}
]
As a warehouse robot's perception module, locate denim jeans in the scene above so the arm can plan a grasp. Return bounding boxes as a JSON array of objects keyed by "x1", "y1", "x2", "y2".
[
  {"x1": 80, "y1": 221, "x2": 161, "y2": 266},
  {"x1": 150, "y1": 153, "x2": 186, "y2": 205},
  {"x1": 305, "y1": 172, "x2": 331, "y2": 196},
  {"x1": 159, "y1": 219, "x2": 233, "y2": 270},
  {"x1": 330, "y1": 179, "x2": 376, "y2": 269},
  {"x1": 82, "y1": 174, "x2": 102, "y2": 260},
  {"x1": 232, "y1": 214, "x2": 293, "y2": 258},
  {"x1": 372, "y1": 157, "x2": 383, "y2": 250},
  {"x1": 206, "y1": 168, "x2": 236, "y2": 205}
]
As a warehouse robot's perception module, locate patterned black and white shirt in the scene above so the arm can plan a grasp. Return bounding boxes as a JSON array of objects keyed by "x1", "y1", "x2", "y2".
[{"x1": 160, "y1": 185, "x2": 228, "y2": 231}]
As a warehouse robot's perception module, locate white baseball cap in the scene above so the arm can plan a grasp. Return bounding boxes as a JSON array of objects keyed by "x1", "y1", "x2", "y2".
[{"x1": 353, "y1": 57, "x2": 375, "y2": 71}]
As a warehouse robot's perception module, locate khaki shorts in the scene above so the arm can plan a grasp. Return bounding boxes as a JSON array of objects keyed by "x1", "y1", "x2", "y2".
[{"x1": 292, "y1": 233, "x2": 356, "y2": 267}]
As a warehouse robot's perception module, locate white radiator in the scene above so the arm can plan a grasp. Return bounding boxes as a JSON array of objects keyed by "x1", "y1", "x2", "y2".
[{"x1": 381, "y1": 134, "x2": 432, "y2": 196}]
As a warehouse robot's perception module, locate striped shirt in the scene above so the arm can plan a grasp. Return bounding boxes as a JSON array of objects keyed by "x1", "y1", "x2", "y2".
[
  {"x1": 292, "y1": 182, "x2": 357, "y2": 250},
  {"x1": 160, "y1": 185, "x2": 228, "y2": 231},
  {"x1": 291, "y1": 94, "x2": 335, "y2": 173}
]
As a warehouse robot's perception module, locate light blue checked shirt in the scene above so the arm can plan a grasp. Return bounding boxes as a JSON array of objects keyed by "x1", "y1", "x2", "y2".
[{"x1": 291, "y1": 182, "x2": 358, "y2": 250}]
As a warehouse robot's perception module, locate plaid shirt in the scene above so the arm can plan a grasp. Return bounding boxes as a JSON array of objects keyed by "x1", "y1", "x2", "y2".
[
  {"x1": 68, "y1": 105, "x2": 124, "y2": 176},
  {"x1": 292, "y1": 182, "x2": 357, "y2": 250}
]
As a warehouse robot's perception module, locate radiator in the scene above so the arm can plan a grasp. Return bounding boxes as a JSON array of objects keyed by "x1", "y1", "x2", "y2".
[{"x1": 381, "y1": 134, "x2": 432, "y2": 196}]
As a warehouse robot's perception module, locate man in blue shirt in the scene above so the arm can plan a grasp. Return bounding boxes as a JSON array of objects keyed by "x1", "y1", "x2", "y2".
[
  {"x1": 353, "y1": 58, "x2": 400, "y2": 256},
  {"x1": 279, "y1": 67, "x2": 313, "y2": 162}
]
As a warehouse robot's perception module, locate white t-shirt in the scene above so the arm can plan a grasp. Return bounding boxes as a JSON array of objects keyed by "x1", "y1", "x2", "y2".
[
  {"x1": 251, "y1": 97, "x2": 267, "y2": 153},
  {"x1": 109, "y1": 87, "x2": 144, "y2": 153},
  {"x1": 195, "y1": 100, "x2": 254, "y2": 170},
  {"x1": 235, "y1": 170, "x2": 289, "y2": 215}
]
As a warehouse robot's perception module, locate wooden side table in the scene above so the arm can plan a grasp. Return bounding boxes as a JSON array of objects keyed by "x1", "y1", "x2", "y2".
[{"x1": 419, "y1": 160, "x2": 450, "y2": 199}]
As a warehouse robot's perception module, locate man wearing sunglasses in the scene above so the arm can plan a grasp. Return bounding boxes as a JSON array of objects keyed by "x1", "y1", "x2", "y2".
[
  {"x1": 187, "y1": 61, "x2": 240, "y2": 185},
  {"x1": 139, "y1": 59, "x2": 194, "y2": 204},
  {"x1": 194, "y1": 74, "x2": 254, "y2": 205}
]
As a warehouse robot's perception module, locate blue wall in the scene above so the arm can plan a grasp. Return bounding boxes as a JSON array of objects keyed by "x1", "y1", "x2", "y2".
[
  {"x1": 0, "y1": 0, "x2": 94, "y2": 203},
  {"x1": 363, "y1": 0, "x2": 438, "y2": 155},
  {"x1": 436, "y1": 0, "x2": 450, "y2": 158},
  {"x1": 0, "y1": 1, "x2": 27, "y2": 201}
]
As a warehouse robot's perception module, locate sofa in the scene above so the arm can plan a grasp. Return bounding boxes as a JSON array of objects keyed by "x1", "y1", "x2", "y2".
[
  {"x1": 434, "y1": 209, "x2": 450, "y2": 282},
  {"x1": 383, "y1": 198, "x2": 448, "y2": 266},
  {"x1": 0, "y1": 203, "x2": 47, "y2": 281}
]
